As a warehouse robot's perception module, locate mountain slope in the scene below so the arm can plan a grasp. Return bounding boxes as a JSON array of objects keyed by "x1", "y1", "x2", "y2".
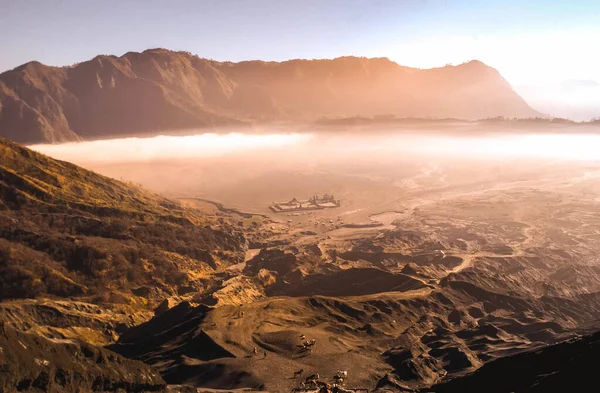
[
  {"x1": 0, "y1": 136, "x2": 247, "y2": 302},
  {"x1": 0, "y1": 49, "x2": 540, "y2": 143},
  {"x1": 427, "y1": 329, "x2": 600, "y2": 393},
  {"x1": 0, "y1": 323, "x2": 166, "y2": 393}
]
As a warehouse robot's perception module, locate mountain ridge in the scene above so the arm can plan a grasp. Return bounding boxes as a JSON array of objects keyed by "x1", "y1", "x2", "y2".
[{"x1": 0, "y1": 49, "x2": 540, "y2": 144}]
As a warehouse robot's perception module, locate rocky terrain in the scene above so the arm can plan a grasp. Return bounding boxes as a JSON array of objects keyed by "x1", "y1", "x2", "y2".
[
  {"x1": 0, "y1": 49, "x2": 540, "y2": 144},
  {"x1": 3, "y1": 136, "x2": 600, "y2": 392},
  {"x1": 0, "y1": 136, "x2": 263, "y2": 347},
  {"x1": 0, "y1": 322, "x2": 166, "y2": 393},
  {"x1": 107, "y1": 195, "x2": 600, "y2": 391}
]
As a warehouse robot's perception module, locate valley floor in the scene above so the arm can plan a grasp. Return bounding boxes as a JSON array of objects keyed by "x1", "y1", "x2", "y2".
[{"x1": 4, "y1": 134, "x2": 600, "y2": 392}]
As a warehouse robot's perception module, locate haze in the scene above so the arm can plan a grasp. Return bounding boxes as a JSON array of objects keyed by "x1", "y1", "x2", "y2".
[{"x1": 30, "y1": 129, "x2": 600, "y2": 214}]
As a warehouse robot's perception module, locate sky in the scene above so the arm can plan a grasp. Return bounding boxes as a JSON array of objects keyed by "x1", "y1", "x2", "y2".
[{"x1": 1, "y1": 0, "x2": 599, "y2": 118}]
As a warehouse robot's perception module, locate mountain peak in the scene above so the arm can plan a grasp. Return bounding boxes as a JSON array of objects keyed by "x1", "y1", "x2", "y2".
[
  {"x1": 460, "y1": 59, "x2": 488, "y2": 67},
  {"x1": 9, "y1": 60, "x2": 51, "y2": 74}
]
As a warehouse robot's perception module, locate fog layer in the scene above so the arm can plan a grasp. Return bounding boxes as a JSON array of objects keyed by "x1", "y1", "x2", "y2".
[{"x1": 30, "y1": 130, "x2": 600, "y2": 214}]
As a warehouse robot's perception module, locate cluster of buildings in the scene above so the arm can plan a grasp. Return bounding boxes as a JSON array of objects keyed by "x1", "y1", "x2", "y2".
[{"x1": 270, "y1": 194, "x2": 341, "y2": 213}]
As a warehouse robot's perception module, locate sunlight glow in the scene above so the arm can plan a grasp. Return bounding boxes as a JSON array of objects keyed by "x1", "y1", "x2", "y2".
[
  {"x1": 383, "y1": 29, "x2": 600, "y2": 85},
  {"x1": 30, "y1": 132, "x2": 600, "y2": 167},
  {"x1": 411, "y1": 133, "x2": 600, "y2": 161},
  {"x1": 30, "y1": 132, "x2": 313, "y2": 163}
]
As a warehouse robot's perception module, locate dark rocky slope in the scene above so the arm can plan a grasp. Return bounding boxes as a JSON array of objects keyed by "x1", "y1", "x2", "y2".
[
  {"x1": 426, "y1": 329, "x2": 600, "y2": 393},
  {"x1": 108, "y1": 303, "x2": 264, "y2": 389}
]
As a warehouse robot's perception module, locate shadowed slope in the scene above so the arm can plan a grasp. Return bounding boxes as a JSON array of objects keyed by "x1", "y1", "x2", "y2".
[
  {"x1": 109, "y1": 302, "x2": 262, "y2": 389},
  {"x1": 426, "y1": 330, "x2": 600, "y2": 393}
]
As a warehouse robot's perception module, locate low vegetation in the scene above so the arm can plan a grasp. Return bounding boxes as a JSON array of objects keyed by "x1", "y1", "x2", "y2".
[{"x1": 0, "y1": 137, "x2": 247, "y2": 304}]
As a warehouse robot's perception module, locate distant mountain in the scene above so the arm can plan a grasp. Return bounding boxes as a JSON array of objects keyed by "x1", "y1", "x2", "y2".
[{"x1": 0, "y1": 49, "x2": 540, "y2": 144}]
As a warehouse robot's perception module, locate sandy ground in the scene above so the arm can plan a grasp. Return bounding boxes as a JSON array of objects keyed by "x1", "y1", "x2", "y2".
[{"x1": 48, "y1": 131, "x2": 600, "y2": 390}]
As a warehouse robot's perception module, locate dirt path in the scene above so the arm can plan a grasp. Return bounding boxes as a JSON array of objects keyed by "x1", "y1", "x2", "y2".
[{"x1": 448, "y1": 251, "x2": 520, "y2": 274}]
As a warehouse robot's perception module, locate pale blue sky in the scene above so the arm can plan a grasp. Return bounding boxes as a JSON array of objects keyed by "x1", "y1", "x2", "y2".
[{"x1": 1, "y1": 0, "x2": 599, "y2": 86}]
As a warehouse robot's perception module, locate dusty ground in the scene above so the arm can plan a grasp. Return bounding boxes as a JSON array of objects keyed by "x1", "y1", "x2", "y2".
[{"x1": 21, "y1": 131, "x2": 600, "y2": 391}]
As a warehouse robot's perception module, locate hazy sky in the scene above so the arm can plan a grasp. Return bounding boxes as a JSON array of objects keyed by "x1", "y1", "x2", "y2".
[{"x1": 1, "y1": 0, "x2": 599, "y2": 118}]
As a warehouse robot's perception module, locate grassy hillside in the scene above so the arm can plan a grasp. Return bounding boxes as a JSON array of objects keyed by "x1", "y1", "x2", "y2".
[
  {"x1": 0, "y1": 323, "x2": 166, "y2": 393},
  {"x1": 0, "y1": 137, "x2": 247, "y2": 303}
]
